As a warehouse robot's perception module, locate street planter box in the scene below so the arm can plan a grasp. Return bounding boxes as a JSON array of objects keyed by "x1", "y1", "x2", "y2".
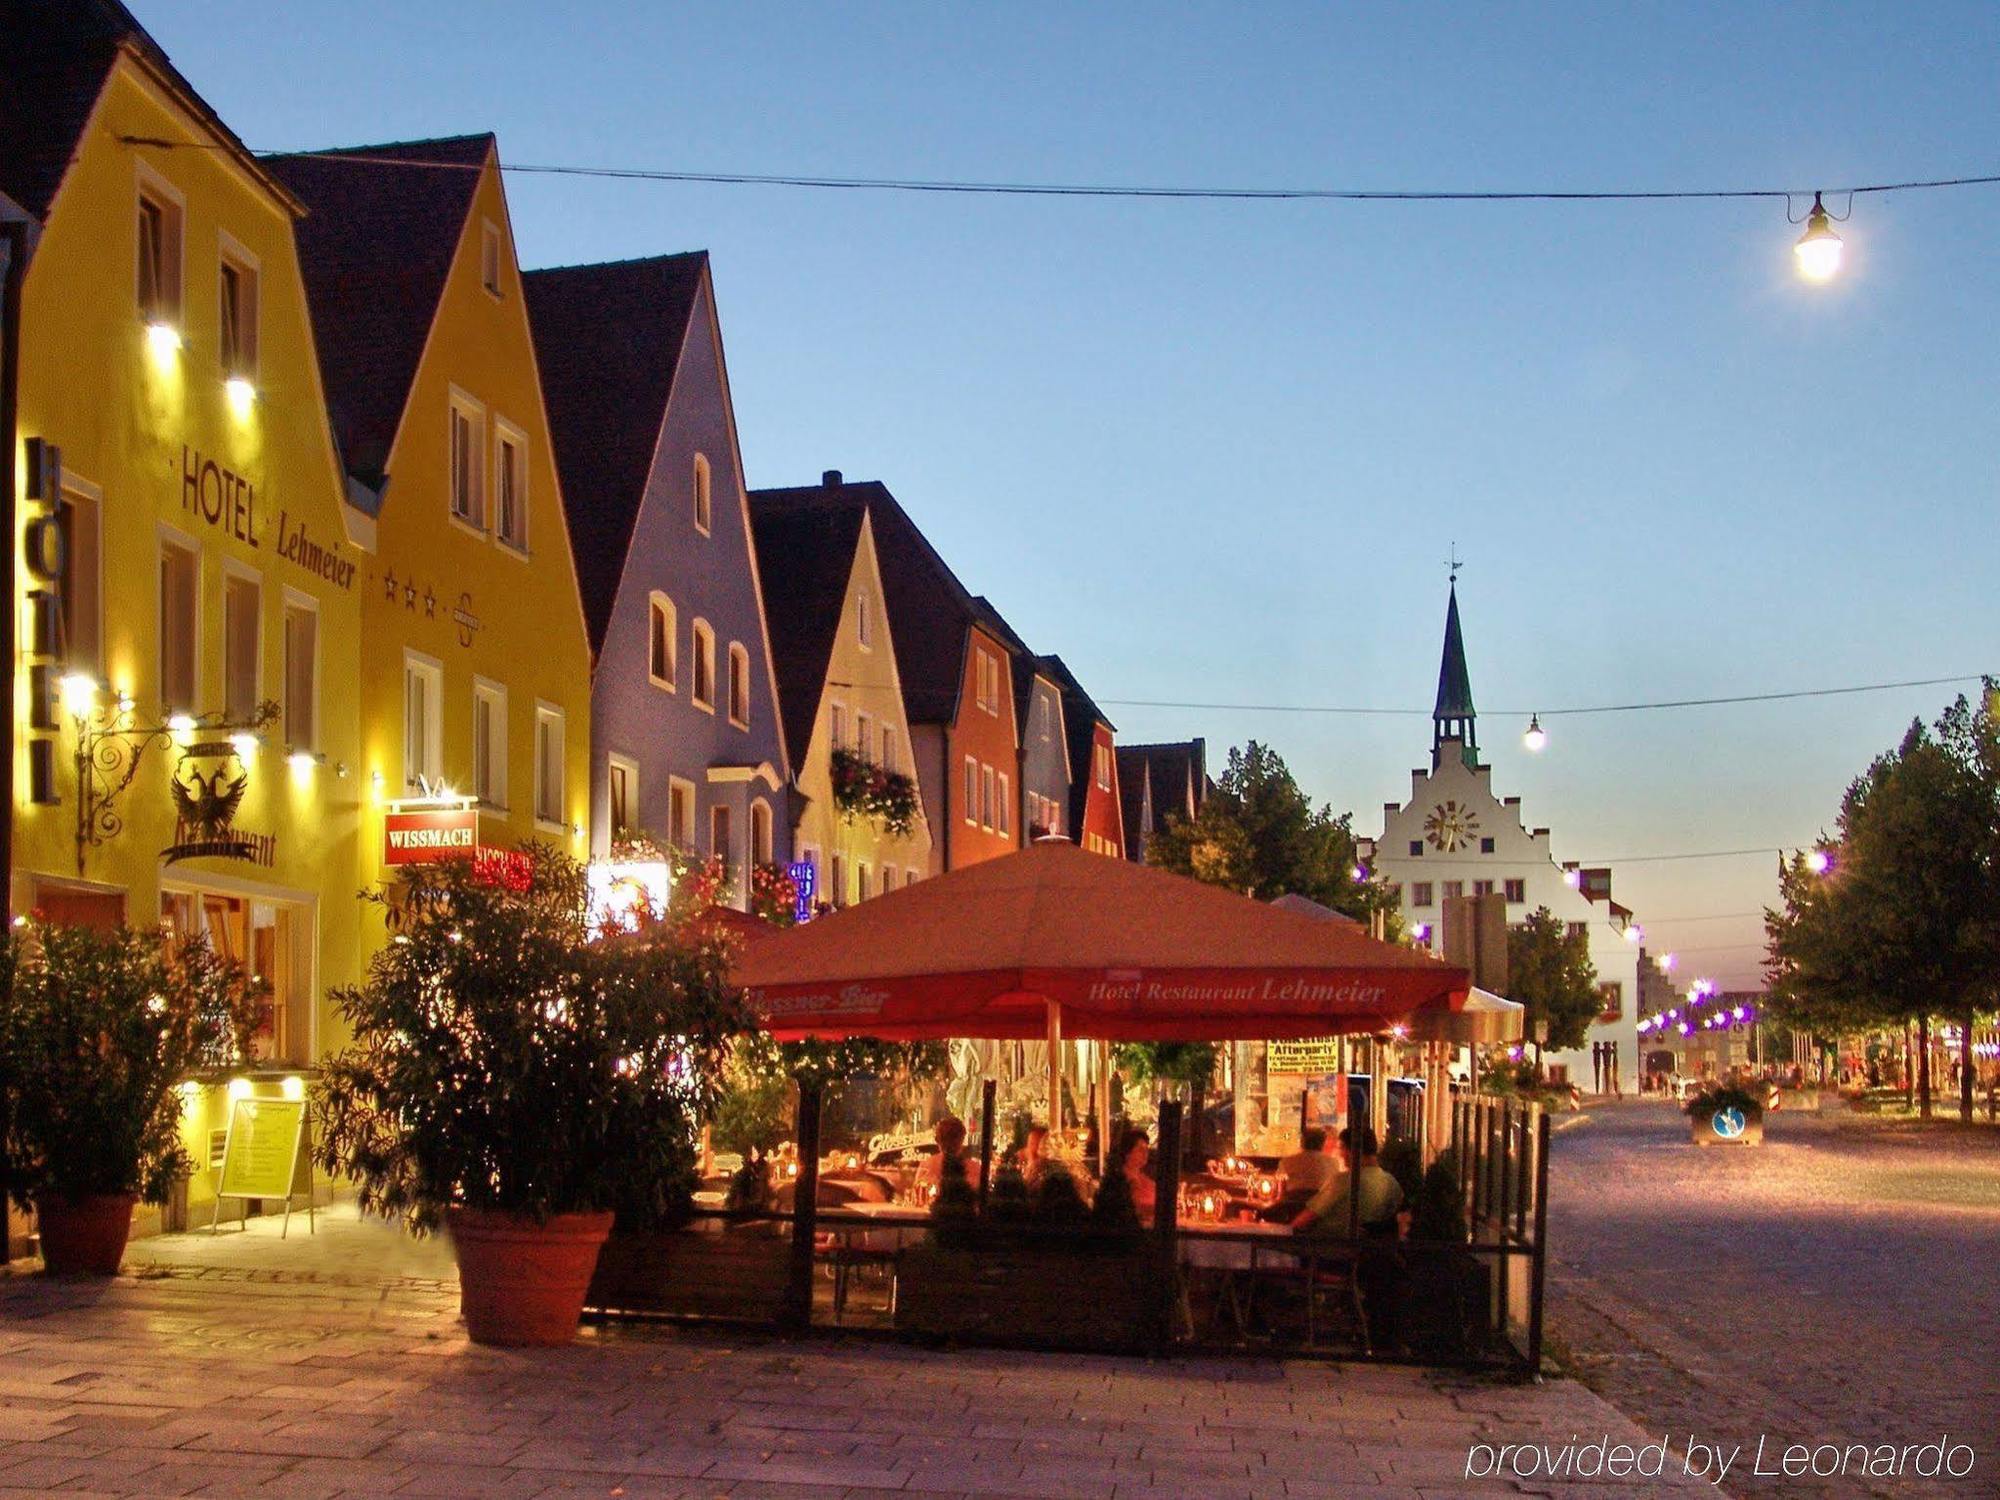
[
  {"x1": 584, "y1": 1224, "x2": 791, "y2": 1321},
  {"x1": 894, "y1": 1238, "x2": 1162, "y2": 1352},
  {"x1": 1690, "y1": 1109, "x2": 1764, "y2": 1146}
]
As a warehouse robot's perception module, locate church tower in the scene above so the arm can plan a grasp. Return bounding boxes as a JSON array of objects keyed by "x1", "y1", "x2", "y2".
[{"x1": 1433, "y1": 581, "x2": 1478, "y2": 769}]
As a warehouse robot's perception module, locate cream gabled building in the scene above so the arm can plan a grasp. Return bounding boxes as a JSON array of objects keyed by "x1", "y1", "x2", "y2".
[{"x1": 1363, "y1": 584, "x2": 1640, "y2": 1089}]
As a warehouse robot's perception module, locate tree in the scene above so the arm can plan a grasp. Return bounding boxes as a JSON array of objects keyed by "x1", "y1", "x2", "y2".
[
  {"x1": 1766, "y1": 686, "x2": 2000, "y2": 1121},
  {"x1": 1506, "y1": 906, "x2": 1601, "y2": 1060},
  {"x1": 1146, "y1": 741, "x2": 1402, "y2": 932}
]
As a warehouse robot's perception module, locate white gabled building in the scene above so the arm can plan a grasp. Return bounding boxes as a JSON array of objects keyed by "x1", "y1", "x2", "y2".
[{"x1": 1362, "y1": 583, "x2": 1640, "y2": 1090}]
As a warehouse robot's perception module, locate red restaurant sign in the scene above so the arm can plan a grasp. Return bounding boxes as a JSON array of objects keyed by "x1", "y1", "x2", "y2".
[{"x1": 384, "y1": 807, "x2": 478, "y2": 865}]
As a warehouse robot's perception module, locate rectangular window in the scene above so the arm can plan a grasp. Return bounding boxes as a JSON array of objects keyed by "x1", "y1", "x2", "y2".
[
  {"x1": 218, "y1": 247, "x2": 258, "y2": 380},
  {"x1": 495, "y1": 426, "x2": 528, "y2": 551},
  {"x1": 1411, "y1": 882, "x2": 1433, "y2": 907},
  {"x1": 963, "y1": 756, "x2": 978, "y2": 824},
  {"x1": 1408, "y1": 840, "x2": 1423, "y2": 857},
  {"x1": 472, "y1": 679, "x2": 506, "y2": 807},
  {"x1": 857, "y1": 863, "x2": 872, "y2": 902},
  {"x1": 691, "y1": 623, "x2": 714, "y2": 710},
  {"x1": 1480, "y1": 836, "x2": 1496, "y2": 854},
  {"x1": 857, "y1": 712, "x2": 872, "y2": 758},
  {"x1": 158, "y1": 535, "x2": 198, "y2": 713},
  {"x1": 1504, "y1": 878, "x2": 1526, "y2": 903},
  {"x1": 856, "y1": 592, "x2": 872, "y2": 649},
  {"x1": 880, "y1": 725, "x2": 896, "y2": 773},
  {"x1": 997, "y1": 773, "x2": 1011, "y2": 837},
  {"x1": 1442, "y1": 880, "x2": 1464, "y2": 900},
  {"x1": 668, "y1": 778, "x2": 695, "y2": 850},
  {"x1": 449, "y1": 395, "x2": 485, "y2": 528},
  {"x1": 403, "y1": 654, "x2": 442, "y2": 789},
  {"x1": 136, "y1": 178, "x2": 183, "y2": 324},
  {"x1": 831, "y1": 702, "x2": 848, "y2": 752},
  {"x1": 981, "y1": 763, "x2": 995, "y2": 830},
  {"x1": 1038, "y1": 695, "x2": 1053, "y2": 741},
  {"x1": 829, "y1": 851, "x2": 846, "y2": 908},
  {"x1": 648, "y1": 595, "x2": 675, "y2": 689},
  {"x1": 1095, "y1": 743, "x2": 1111, "y2": 790},
  {"x1": 1597, "y1": 981, "x2": 1625, "y2": 1023},
  {"x1": 907, "y1": 866, "x2": 920, "y2": 888},
  {"x1": 222, "y1": 570, "x2": 260, "y2": 722},
  {"x1": 693, "y1": 454, "x2": 712, "y2": 534},
  {"x1": 1567, "y1": 921, "x2": 1588, "y2": 941},
  {"x1": 1473, "y1": 879, "x2": 1494, "y2": 897},
  {"x1": 710, "y1": 804, "x2": 732, "y2": 868},
  {"x1": 60, "y1": 486, "x2": 102, "y2": 675},
  {"x1": 283, "y1": 598, "x2": 317, "y2": 753},
  {"x1": 534, "y1": 705, "x2": 565, "y2": 827},
  {"x1": 608, "y1": 756, "x2": 637, "y2": 839},
  {"x1": 480, "y1": 220, "x2": 502, "y2": 296},
  {"x1": 881, "y1": 866, "x2": 896, "y2": 894},
  {"x1": 727, "y1": 644, "x2": 750, "y2": 728}
]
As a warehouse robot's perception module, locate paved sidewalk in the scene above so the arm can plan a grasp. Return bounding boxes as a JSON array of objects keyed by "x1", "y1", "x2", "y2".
[{"x1": 0, "y1": 1207, "x2": 1705, "y2": 1499}]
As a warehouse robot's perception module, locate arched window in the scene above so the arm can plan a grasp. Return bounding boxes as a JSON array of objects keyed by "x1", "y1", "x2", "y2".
[
  {"x1": 727, "y1": 642, "x2": 750, "y2": 728},
  {"x1": 648, "y1": 592, "x2": 676, "y2": 690},
  {"x1": 691, "y1": 620, "x2": 715, "y2": 710},
  {"x1": 750, "y1": 798, "x2": 773, "y2": 866},
  {"x1": 693, "y1": 452, "x2": 712, "y2": 534}
]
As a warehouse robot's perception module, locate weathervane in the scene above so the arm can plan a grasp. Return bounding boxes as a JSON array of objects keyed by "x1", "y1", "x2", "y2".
[{"x1": 1446, "y1": 543, "x2": 1462, "y2": 585}]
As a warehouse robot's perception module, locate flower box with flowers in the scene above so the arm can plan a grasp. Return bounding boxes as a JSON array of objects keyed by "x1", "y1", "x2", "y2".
[{"x1": 830, "y1": 748, "x2": 919, "y2": 837}]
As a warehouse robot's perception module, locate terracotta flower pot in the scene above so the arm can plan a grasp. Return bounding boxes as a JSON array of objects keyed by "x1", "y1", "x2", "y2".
[
  {"x1": 35, "y1": 1191, "x2": 138, "y2": 1276},
  {"x1": 446, "y1": 1207, "x2": 614, "y2": 1346}
]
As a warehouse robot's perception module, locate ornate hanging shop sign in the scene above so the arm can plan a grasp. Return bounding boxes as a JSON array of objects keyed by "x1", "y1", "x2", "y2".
[{"x1": 163, "y1": 733, "x2": 276, "y2": 867}]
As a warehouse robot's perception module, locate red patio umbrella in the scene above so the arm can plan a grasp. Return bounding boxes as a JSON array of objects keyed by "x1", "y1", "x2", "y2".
[{"x1": 736, "y1": 839, "x2": 1468, "y2": 1043}]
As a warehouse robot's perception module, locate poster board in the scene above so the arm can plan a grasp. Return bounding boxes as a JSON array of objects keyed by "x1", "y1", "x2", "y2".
[
  {"x1": 1268, "y1": 1038, "x2": 1341, "y2": 1075},
  {"x1": 212, "y1": 1096, "x2": 314, "y2": 1237}
]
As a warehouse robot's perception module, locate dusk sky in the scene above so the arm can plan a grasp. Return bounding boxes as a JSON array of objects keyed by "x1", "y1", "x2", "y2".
[{"x1": 146, "y1": 1, "x2": 1999, "y2": 987}]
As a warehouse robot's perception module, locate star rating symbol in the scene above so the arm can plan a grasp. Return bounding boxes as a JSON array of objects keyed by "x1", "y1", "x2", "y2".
[
  {"x1": 423, "y1": 587, "x2": 437, "y2": 619},
  {"x1": 382, "y1": 569, "x2": 399, "y2": 601},
  {"x1": 403, "y1": 582, "x2": 417, "y2": 611}
]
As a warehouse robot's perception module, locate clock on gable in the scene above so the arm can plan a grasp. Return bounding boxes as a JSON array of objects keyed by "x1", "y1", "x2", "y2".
[{"x1": 1423, "y1": 799, "x2": 1480, "y2": 853}]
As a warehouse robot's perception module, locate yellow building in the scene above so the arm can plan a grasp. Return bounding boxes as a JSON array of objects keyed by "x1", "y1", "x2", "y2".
[
  {"x1": 268, "y1": 137, "x2": 594, "y2": 932},
  {"x1": 4, "y1": 10, "x2": 367, "y2": 1243},
  {"x1": 748, "y1": 497, "x2": 932, "y2": 905}
]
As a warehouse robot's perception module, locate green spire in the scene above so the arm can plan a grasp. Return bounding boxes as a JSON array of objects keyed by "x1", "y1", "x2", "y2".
[{"x1": 1433, "y1": 582, "x2": 1478, "y2": 767}]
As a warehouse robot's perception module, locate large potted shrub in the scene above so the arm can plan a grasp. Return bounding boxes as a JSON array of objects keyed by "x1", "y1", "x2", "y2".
[
  {"x1": 1684, "y1": 1081, "x2": 1766, "y2": 1146},
  {"x1": 314, "y1": 845, "x2": 746, "y2": 1345},
  {"x1": 0, "y1": 921, "x2": 259, "y2": 1274}
]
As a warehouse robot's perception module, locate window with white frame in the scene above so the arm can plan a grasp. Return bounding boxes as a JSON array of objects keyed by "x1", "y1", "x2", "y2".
[
  {"x1": 480, "y1": 220, "x2": 502, "y2": 296},
  {"x1": 449, "y1": 393, "x2": 485, "y2": 528},
  {"x1": 283, "y1": 596, "x2": 317, "y2": 753},
  {"x1": 856, "y1": 591, "x2": 872, "y2": 649},
  {"x1": 222, "y1": 568, "x2": 260, "y2": 722},
  {"x1": 647, "y1": 593, "x2": 676, "y2": 689},
  {"x1": 217, "y1": 242, "x2": 258, "y2": 382},
  {"x1": 881, "y1": 866, "x2": 897, "y2": 894},
  {"x1": 710, "y1": 803, "x2": 733, "y2": 870},
  {"x1": 473, "y1": 678, "x2": 507, "y2": 807},
  {"x1": 997, "y1": 772, "x2": 1011, "y2": 837},
  {"x1": 608, "y1": 754, "x2": 638, "y2": 840},
  {"x1": 692, "y1": 452, "x2": 712, "y2": 534},
  {"x1": 1037, "y1": 693, "x2": 1053, "y2": 741},
  {"x1": 135, "y1": 170, "x2": 183, "y2": 326},
  {"x1": 751, "y1": 799, "x2": 773, "y2": 865},
  {"x1": 981, "y1": 763, "x2": 995, "y2": 830},
  {"x1": 975, "y1": 649, "x2": 1001, "y2": 714},
  {"x1": 534, "y1": 704, "x2": 565, "y2": 827},
  {"x1": 879, "y1": 724, "x2": 896, "y2": 773},
  {"x1": 495, "y1": 423, "x2": 528, "y2": 551},
  {"x1": 857, "y1": 712, "x2": 872, "y2": 759},
  {"x1": 858, "y1": 863, "x2": 873, "y2": 902},
  {"x1": 830, "y1": 851, "x2": 846, "y2": 908},
  {"x1": 158, "y1": 534, "x2": 198, "y2": 713},
  {"x1": 60, "y1": 482, "x2": 102, "y2": 676},
  {"x1": 727, "y1": 642, "x2": 750, "y2": 728},
  {"x1": 963, "y1": 756, "x2": 977, "y2": 824},
  {"x1": 830, "y1": 702, "x2": 847, "y2": 751},
  {"x1": 691, "y1": 620, "x2": 715, "y2": 710},
  {"x1": 403, "y1": 653, "x2": 443, "y2": 790},
  {"x1": 1094, "y1": 742, "x2": 1112, "y2": 790},
  {"x1": 667, "y1": 777, "x2": 695, "y2": 850}
]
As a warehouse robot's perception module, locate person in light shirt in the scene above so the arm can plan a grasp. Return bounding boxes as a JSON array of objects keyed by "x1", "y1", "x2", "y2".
[
  {"x1": 1290, "y1": 1125, "x2": 1404, "y2": 1237},
  {"x1": 1277, "y1": 1125, "x2": 1337, "y2": 1194},
  {"x1": 917, "y1": 1115, "x2": 982, "y2": 1194}
]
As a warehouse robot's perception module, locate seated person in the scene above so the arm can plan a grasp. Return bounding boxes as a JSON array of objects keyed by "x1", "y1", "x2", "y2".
[
  {"x1": 1017, "y1": 1124, "x2": 1051, "y2": 1188},
  {"x1": 1290, "y1": 1125, "x2": 1405, "y2": 1237},
  {"x1": 1091, "y1": 1126, "x2": 1157, "y2": 1228},
  {"x1": 1278, "y1": 1125, "x2": 1337, "y2": 1194},
  {"x1": 917, "y1": 1116, "x2": 983, "y2": 1194}
]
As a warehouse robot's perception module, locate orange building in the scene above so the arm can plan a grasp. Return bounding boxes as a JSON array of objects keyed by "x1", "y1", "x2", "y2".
[{"x1": 1043, "y1": 657, "x2": 1124, "y2": 858}]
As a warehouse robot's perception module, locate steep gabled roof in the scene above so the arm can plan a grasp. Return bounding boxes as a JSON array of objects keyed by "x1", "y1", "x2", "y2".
[
  {"x1": 1120, "y1": 740, "x2": 1207, "y2": 828},
  {"x1": 0, "y1": 0, "x2": 299, "y2": 223},
  {"x1": 750, "y1": 474, "x2": 987, "y2": 727},
  {"x1": 266, "y1": 135, "x2": 493, "y2": 498},
  {"x1": 1115, "y1": 746, "x2": 1153, "y2": 858},
  {"x1": 521, "y1": 253, "x2": 707, "y2": 655},
  {"x1": 747, "y1": 498, "x2": 866, "y2": 771}
]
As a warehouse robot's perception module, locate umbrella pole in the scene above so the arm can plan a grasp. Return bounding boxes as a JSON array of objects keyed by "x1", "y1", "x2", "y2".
[
  {"x1": 1097, "y1": 1041, "x2": 1111, "y2": 1177},
  {"x1": 1046, "y1": 999, "x2": 1062, "y2": 1138}
]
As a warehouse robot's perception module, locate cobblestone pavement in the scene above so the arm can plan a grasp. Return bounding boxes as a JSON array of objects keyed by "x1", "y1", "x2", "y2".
[
  {"x1": 1546, "y1": 1099, "x2": 2000, "y2": 1500},
  {"x1": 0, "y1": 1206, "x2": 1708, "y2": 1499}
]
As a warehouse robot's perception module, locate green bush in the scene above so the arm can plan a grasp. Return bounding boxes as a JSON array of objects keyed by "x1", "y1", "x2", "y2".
[
  {"x1": 314, "y1": 844, "x2": 749, "y2": 1233},
  {"x1": 0, "y1": 922, "x2": 260, "y2": 1206}
]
